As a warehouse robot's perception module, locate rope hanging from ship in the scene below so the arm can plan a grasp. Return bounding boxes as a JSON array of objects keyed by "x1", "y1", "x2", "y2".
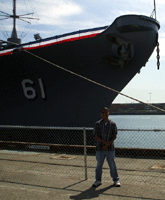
[
  {"x1": 25, "y1": 50, "x2": 165, "y2": 113},
  {"x1": 2, "y1": 36, "x2": 163, "y2": 114}
]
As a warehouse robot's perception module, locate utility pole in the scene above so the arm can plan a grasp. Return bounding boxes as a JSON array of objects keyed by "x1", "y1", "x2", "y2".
[{"x1": 149, "y1": 93, "x2": 152, "y2": 103}]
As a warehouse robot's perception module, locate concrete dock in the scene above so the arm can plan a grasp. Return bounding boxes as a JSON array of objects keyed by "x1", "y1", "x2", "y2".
[{"x1": 0, "y1": 150, "x2": 165, "y2": 200}]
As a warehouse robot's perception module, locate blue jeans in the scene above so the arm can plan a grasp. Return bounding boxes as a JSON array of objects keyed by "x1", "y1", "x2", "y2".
[{"x1": 95, "y1": 151, "x2": 119, "y2": 182}]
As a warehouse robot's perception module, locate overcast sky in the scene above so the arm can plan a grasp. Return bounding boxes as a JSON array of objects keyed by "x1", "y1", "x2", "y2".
[{"x1": 0, "y1": 0, "x2": 165, "y2": 104}]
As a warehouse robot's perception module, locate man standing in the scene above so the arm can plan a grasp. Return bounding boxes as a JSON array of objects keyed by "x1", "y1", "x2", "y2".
[{"x1": 92, "y1": 107, "x2": 120, "y2": 187}]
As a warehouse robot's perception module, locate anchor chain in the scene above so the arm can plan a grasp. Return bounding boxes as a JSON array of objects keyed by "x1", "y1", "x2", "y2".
[{"x1": 156, "y1": 42, "x2": 160, "y2": 70}]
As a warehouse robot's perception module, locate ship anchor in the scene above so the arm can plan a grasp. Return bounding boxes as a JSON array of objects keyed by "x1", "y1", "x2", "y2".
[{"x1": 103, "y1": 34, "x2": 134, "y2": 68}]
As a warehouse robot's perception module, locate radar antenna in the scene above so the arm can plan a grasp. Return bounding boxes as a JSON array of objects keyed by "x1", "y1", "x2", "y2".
[{"x1": 0, "y1": 0, "x2": 39, "y2": 45}]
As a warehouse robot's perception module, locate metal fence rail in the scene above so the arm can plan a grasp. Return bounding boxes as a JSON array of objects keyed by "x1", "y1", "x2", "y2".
[{"x1": 0, "y1": 125, "x2": 165, "y2": 182}]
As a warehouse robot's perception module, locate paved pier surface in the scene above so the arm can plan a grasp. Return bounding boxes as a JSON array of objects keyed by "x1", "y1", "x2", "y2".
[{"x1": 0, "y1": 150, "x2": 165, "y2": 200}]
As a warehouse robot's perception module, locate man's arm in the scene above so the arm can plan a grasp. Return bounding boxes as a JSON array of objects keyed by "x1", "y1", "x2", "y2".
[
  {"x1": 94, "y1": 135, "x2": 106, "y2": 143},
  {"x1": 95, "y1": 135, "x2": 116, "y2": 145},
  {"x1": 103, "y1": 123, "x2": 117, "y2": 150}
]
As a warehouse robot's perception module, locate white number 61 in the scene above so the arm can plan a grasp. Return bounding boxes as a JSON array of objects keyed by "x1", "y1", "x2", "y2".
[{"x1": 21, "y1": 78, "x2": 46, "y2": 99}]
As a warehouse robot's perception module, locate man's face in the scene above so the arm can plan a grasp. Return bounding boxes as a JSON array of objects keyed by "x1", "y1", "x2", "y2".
[{"x1": 100, "y1": 108, "x2": 110, "y2": 120}]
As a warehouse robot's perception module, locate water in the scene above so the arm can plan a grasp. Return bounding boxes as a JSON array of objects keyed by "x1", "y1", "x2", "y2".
[{"x1": 109, "y1": 115, "x2": 165, "y2": 149}]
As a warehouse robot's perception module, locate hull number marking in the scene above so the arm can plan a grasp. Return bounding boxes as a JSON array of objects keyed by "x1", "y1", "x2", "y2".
[{"x1": 22, "y1": 78, "x2": 46, "y2": 100}]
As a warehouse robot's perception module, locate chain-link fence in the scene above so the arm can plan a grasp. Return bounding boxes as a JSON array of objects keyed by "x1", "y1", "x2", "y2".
[{"x1": 0, "y1": 125, "x2": 165, "y2": 185}]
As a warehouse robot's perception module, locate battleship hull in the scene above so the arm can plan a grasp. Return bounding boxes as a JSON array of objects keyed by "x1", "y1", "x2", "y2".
[{"x1": 0, "y1": 15, "x2": 160, "y2": 127}]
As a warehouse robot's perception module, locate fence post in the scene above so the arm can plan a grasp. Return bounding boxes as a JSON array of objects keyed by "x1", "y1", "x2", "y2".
[{"x1": 83, "y1": 127, "x2": 87, "y2": 180}]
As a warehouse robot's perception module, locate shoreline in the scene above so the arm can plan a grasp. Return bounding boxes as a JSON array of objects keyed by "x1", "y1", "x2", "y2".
[{"x1": 110, "y1": 112, "x2": 165, "y2": 115}]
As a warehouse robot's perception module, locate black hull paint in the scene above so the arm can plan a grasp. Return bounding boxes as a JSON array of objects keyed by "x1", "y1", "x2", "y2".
[{"x1": 0, "y1": 15, "x2": 160, "y2": 127}]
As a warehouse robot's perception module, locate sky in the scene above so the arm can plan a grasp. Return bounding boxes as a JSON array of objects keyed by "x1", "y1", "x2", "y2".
[{"x1": 0, "y1": 0, "x2": 165, "y2": 104}]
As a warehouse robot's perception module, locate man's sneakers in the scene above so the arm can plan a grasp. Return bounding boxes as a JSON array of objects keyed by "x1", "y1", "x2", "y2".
[
  {"x1": 92, "y1": 180, "x2": 121, "y2": 187},
  {"x1": 114, "y1": 180, "x2": 121, "y2": 187},
  {"x1": 92, "y1": 181, "x2": 102, "y2": 187}
]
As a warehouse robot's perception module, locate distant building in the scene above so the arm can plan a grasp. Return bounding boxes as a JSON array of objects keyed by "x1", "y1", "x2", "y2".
[{"x1": 109, "y1": 103, "x2": 165, "y2": 115}]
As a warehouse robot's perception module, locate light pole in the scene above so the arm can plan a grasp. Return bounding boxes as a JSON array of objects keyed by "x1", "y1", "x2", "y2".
[{"x1": 149, "y1": 93, "x2": 152, "y2": 103}]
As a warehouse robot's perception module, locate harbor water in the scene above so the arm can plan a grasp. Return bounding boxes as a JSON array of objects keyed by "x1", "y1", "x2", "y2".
[{"x1": 109, "y1": 115, "x2": 165, "y2": 149}]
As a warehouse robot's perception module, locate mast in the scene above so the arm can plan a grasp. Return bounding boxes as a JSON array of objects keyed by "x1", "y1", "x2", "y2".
[
  {"x1": 154, "y1": 0, "x2": 157, "y2": 20},
  {"x1": 12, "y1": 0, "x2": 17, "y2": 38},
  {"x1": 8, "y1": 0, "x2": 21, "y2": 45}
]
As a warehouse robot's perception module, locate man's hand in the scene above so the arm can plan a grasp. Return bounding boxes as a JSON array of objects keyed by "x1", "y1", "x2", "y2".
[
  {"x1": 94, "y1": 135, "x2": 116, "y2": 150},
  {"x1": 104, "y1": 141, "x2": 110, "y2": 145},
  {"x1": 102, "y1": 145, "x2": 108, "y2": 150},
  {"x1": 104, "y1": 136, "x2": 117, "y2": 146},
  {"x1": 102, "y1": 141, "x2": 112, "y2": 150}
]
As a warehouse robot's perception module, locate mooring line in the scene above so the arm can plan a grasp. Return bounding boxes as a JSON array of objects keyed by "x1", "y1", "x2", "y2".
[{"x1": 23, "y1": 49, "x2": 165, "y2": 113}]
